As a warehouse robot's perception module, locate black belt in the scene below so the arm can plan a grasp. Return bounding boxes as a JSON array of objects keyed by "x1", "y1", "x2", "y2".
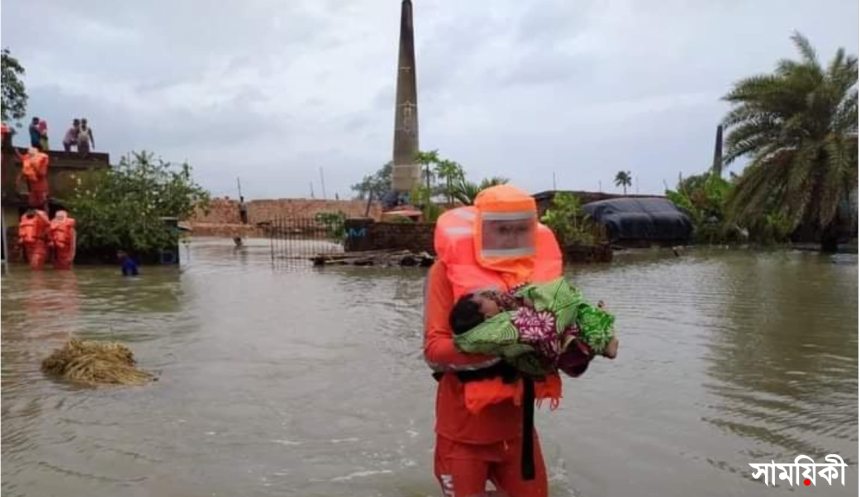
[{"x1": 521, "y1": 377, "x2": 536, "y2": 480}]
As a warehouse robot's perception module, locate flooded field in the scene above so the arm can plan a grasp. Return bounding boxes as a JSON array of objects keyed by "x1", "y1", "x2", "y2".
[{"x1": 2, "y1": 238, "x2": 857, "y2": 496}]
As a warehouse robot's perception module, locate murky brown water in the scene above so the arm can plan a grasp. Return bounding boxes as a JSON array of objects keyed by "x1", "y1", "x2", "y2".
[{"x1": 2, "y1": 238, "x2": 857, "y2": 497}]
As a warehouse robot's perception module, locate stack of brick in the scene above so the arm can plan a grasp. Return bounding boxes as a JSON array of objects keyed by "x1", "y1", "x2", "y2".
[{"x1": 190, "y1": 198, "x2": 382, "y2": 225}]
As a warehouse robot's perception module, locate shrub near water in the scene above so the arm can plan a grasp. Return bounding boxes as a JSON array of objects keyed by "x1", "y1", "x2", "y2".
[
  {"x1": 68, "y1": 151, "x2": 210, "y2": 253},
  {"x1": 541, "y1": 192, "x2": 602, "y2": 246}
]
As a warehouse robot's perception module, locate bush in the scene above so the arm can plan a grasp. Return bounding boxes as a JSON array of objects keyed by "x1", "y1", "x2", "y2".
[
  {"x1": 540, "y1": 193, "x2": 602, "y2": 246},
  {"x1": 68, "y1": 151, "x2": 210, "y2": 252},
  {"x1": 666, "y1": 172, "x2": 732, "y2": 244},
  {"x1": 667, "y1": 171, "x2": 794, "y2": 245},
  {"x1": 315, "y1": 211, "x2": 347, "y2": 241}
]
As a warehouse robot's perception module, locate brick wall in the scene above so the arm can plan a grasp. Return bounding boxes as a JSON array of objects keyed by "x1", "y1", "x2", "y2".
[
  {"x1": 1, "y1": 147, "x2": 111, "y2": 211},
  {"x1": 190, "y1": 198, "x2": 382, "y2": 225},
  {"x1": 344, "y1": 219, "x2": 436, "y2": 254}
]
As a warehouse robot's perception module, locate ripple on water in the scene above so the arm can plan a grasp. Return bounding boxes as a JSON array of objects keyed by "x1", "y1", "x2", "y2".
[{"x1": 2, "y1": 244, "x2": 857, "y2": 497}]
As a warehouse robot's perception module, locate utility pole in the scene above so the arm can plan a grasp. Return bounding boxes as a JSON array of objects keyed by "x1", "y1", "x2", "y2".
[
  {"x1": 552, "y1": 172, "x2": 557, "y2": 190},
  {"x1": 310, "y1": 182, "x2": 315, "y2": 199},
  {"x1": 319, "y1": 167, "x2": 327, "y2": 200}
]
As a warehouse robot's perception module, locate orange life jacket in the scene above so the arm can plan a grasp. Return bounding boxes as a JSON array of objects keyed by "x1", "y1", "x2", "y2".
[
  {"x1": 50, "y1": 213, "x2": 76, "y2": 250},
  {"x1": 434, "y1": 204, "x2": 564, "y2": 413},
  {"x1": 21, "y1": 152, "x2": 48, "y2": 183},
  {"x1": 19, "y1": 211, "x2": 50, "y2": 245}
]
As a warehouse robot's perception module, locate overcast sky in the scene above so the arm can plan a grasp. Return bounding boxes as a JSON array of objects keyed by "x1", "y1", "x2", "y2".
[{"x1": 1, "y1": 0, "x2": 857, "y2": 199}]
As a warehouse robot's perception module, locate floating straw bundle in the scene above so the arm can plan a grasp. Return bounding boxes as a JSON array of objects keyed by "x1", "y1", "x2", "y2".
[{"x1": 41, "y1": 339, "x2": 154, "y2": 386}]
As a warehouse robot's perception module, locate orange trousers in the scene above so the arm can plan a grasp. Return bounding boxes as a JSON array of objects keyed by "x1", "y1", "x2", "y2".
[
  {"x1": 53, "y1": 248, "x2": 74, "y2": 270},
  {"x1": 434, "y1": 433, "x2": 548, "y2": 497},
  {"x1": 24, "y1": 241, "x2": 48, "y2": 270},
  {"x1": 28, "y1": 184, "x2": 48, "y2": 210}
]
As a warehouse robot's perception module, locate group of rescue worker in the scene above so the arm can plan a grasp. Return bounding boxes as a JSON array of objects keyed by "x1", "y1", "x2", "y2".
[
  {"x1": 2, "y1": 123, "x2": 77, "y2": 271},
  {"x1": 18, "y1": 208, "x2": 76, "y2": 270}
]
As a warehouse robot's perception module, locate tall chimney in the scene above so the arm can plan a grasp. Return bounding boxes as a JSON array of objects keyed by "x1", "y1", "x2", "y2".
[
  {"x1": 391, "y1": 0, "x2": 420, "y2": 192},
  {"x1": 712, "y1": 124, "x2": 724, "y2": 177}
]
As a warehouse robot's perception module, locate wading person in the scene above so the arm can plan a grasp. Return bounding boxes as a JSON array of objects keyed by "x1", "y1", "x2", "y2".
[
  {"x1": 18, "y1": 209, "x2": 51, "y2": 270},
  {"x1": 49, "y1": 210, "x2": 76, "y2": 270},
  {"x1": 424, "y1": 185, "x2": 594, "y2": 497},
  {"x1": 118, "y1": 250, "x2": 139, "y2": 276}
]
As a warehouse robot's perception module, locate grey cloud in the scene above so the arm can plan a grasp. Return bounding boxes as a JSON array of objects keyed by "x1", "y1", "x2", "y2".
[{"x1": 3, "y1": 0, "x2": 857, "y2": 199}]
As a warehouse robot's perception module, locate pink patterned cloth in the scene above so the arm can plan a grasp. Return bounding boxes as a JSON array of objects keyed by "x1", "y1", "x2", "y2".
[
  {"x1": 479, "y1": 285, "x2": 594, "y2": 377},
  {"x1": 482, "y1": 285, "x2": 567, "y2": 365}
]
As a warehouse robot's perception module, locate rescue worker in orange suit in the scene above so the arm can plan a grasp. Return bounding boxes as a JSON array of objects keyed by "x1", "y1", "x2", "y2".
[
  {"x1": 425, "y1": 185, "x2": 594, "y2": 497},
  {"x1": 49, "y1": 210, "x2": 76, "y2": 270},
  {"x1": 1, "y1": 123, "x2": 8, "y2": 185},
  {"x1": 18, "y1": 209, "x2": 51, "y2": 270},
  {"x1": 15, "y1": 147, "x2": 50, "y2": 211}
]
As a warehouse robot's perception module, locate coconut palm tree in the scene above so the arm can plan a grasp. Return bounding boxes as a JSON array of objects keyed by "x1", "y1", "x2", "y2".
[
  {"x1": 452, "y1": 176, "x2": 509, "y2": 205},
  {"x1": 614, "y1": 171, "x2": 632, "y2": 195},
  {"x1": 722, "y1": 32, "x2": 858, "y2": 251},
  {"x1": 434, "y1": 159, "x2": 464, "y2": 205}
]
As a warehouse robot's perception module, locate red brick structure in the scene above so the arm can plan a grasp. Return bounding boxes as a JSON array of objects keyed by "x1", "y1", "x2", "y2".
[
  {"x1": 187, "y1": 198, "x2": 383, "y2": 237},
  {"x1": 191, "y1": 198, "x2": 382, "y2": 224}
]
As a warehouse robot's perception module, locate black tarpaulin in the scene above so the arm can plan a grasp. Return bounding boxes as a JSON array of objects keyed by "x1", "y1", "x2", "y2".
[{"x1": 582, "y1": 197, "x2": 693, "y2": 243}]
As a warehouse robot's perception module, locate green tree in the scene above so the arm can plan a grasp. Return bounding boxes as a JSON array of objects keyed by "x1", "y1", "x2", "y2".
[
  {"x1": 315, "y1": 211, "x2": 346, "y2": 241},
  {"x1": 1, "y1": 48, "x2": 28, "y2": 124},
  {"x1": 350, "y1": 162, "x2": 392, "y2": 200},
  {"x1": 614, "y1": 171, "x2": 632, "y2": 195},
  {"x1": 413, "y1": 150, "x2": 439, "y2": 191},
  {"x1": 540, "y1": 192, "x2": 599, "y2": 246},
  {"x1": 666, "y1": 172, "x2": 734, "y2": 244},
  {"x1": 451, "y1": 176, "x2": 509, "y2": 205},
  {"x1": 410, "y1": 185, "x2": 443, "y2": 222},
  {"x1": 722, "y1": 32, "x2": 858, "y2": 252},
  {"x1": 435, "y1": 159, "x2": 465, "y2": 204},
  {"x1": 69, "y1": 151, "x2": 210, "y2": 252}
]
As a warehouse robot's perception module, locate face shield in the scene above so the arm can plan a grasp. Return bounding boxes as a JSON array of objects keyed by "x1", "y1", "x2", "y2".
[{"x1": 474, "y1": 185, "x2": 538, "y2": 285}]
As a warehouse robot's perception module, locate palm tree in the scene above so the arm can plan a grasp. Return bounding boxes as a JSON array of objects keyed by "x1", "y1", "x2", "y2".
[
  {"x1": 434, "y1": 159, "x2": 464, "y2": 205},
  {"x1": 722, "y1": 32, "x2": 857, "y2": 252},
  {"x1": 452, "y1": 176, "x2": 509, "y2": 205},
  {"x1": 614, "y1": 171, "x2": 632, "y2": 195}
]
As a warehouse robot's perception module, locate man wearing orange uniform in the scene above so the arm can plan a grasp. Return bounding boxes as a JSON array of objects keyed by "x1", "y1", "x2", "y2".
[
  {"x1": 16, "y1": 147, "x2": 50, "y2": 211},
  {"x1": 425, "y1": 185, "x2": 592, "y2": 497},
  {"x1": 49, "y1": 210, "x2": 76, "y2": 270},
  {"x1": 18, "y1": 209, "x2": 51, "y2": 270}
]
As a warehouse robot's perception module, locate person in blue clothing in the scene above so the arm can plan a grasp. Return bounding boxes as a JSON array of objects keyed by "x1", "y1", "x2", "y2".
[
  {"x1": 118, "y1": 250, "x2": 139, "y2": 276},
  {"x1": 28, "y1": 117, "x2": 41, "y2": 149}
]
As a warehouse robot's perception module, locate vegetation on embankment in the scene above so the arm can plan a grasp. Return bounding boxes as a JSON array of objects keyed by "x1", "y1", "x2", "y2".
[
  {"x1": 668, "y1": 33, "x2": 857, "y2": 251},
  {"x1": 68, "y1": 151, "x2": 210, "y2": 254}
]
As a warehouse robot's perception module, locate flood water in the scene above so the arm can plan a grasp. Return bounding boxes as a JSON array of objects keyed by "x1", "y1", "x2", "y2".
[{"x1": 2, "y1": 238, "x2": 857, "y2": 497}]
